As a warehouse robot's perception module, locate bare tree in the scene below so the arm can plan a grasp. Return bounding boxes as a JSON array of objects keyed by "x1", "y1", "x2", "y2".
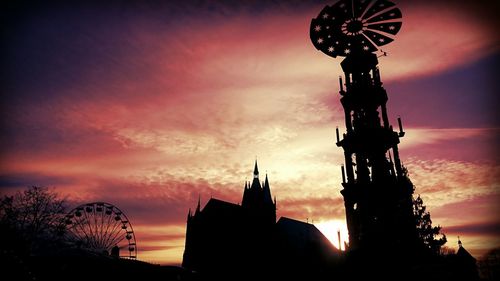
[
  {"x1": 0, "y1": 186, "x2": 67, "y2": 254},
  {"x1": 439, "y1": 246, "x2": 456, "y2": 256}
]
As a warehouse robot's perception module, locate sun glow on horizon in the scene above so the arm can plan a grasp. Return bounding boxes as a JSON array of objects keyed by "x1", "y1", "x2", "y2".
[{"x1": 315, "y1": 219, "x2": 349, "y2": 251}]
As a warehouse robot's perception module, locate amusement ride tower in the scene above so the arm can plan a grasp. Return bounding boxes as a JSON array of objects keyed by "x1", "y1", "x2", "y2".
[{"x1": 310, "y1": 0, "x2": 416, "y2": 253}]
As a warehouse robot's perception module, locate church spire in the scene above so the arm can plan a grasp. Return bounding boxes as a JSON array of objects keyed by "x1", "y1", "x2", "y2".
[
  {"x1": 242, "y1": 181, "x2": 249, "y2": 206},
  {"x1": 195, "y1": 195, "x2": 201, "y2": 215},
  {"x1": 250, "y1": 160, "x2": 262, "y2": 190},
  {"x1": 263, "y1": 173, "x2": 273, "y2": 206},
  {"x1": 253, "y1": 160, "x2": 259, "y2": 178}
]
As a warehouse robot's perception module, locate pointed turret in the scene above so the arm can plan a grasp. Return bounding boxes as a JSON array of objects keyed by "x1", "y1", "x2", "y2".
[
  {"x1": 187, "y1": 208, "x2": 192, "y2": 222},
  {"x1": 242, "y1": 182, "x2": 249, "y2": 206},
  {"x1": 195, "y1": 196, "x2": 201, "y2": 216},
  {"x1": 253, "y1": 160, "x2": 259, "y2": 178},
  {"x1": 263, "y1": 173, "x2": 273, "y2": 206},
  {"x1": 250, "y1": 160, "x2": 262, "y2": 190}
]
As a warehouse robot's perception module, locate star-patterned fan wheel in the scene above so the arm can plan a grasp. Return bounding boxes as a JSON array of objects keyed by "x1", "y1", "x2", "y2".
[{"x1": 310, "y1": 0, "x2": 402, "y2": 58}]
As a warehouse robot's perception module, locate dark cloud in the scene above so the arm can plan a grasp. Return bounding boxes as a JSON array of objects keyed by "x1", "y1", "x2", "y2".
[
  {"x1": 403, "y1": 129, "x2": 500, "y2": 163},
  {"x1": 386, "y1": 52, "x2": 500, "y2": 129},
  {"x1": 443, "y1": 222, "x2": 500, "y2": 236},
  {"x1": 0, "y1": 172, "x2": 75, "y2": 190}
]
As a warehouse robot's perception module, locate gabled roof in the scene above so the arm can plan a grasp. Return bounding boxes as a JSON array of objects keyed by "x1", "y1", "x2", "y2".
[
  {"x1": 201, "y1": 198, "x2": 242, "y2": 219},
  {"x1": 456, "y1": 246, "x2": 476, "y2": 262}
]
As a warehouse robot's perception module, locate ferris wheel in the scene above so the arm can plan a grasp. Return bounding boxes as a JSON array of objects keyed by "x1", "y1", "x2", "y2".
[{"x1": 64, "y1": 202, "x2": 137, "y2": 259}]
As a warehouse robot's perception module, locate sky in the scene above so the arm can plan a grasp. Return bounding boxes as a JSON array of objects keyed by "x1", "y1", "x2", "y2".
[{"x1": 1, "y1": 0, "x2": 499, "y2": 265}]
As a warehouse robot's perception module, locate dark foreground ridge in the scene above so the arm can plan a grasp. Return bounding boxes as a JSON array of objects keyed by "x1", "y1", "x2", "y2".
[{"x1": 2, "y1": 250, "x2": 188, "y2": 281}]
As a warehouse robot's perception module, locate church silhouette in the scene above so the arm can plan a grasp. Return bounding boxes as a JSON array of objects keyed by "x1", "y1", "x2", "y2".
[{"x1": 182, "y1": 161, "x2": 341, "y2": 280}]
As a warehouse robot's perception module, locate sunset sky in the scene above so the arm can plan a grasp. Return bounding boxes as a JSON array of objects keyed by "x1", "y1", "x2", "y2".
[{"x1": 1, "y1": 0, "x2": 499, "y2": 265}]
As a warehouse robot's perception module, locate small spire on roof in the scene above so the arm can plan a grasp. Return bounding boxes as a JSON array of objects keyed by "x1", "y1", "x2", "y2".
[{"x1": 195, "y1": 195, "x2": 201, "y2": 215}]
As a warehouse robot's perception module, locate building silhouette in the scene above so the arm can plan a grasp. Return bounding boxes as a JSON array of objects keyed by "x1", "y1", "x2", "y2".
[
  {"x1": 182, "y1": 161, "x2": 340, "y2": 279},
  {"x1": 454, "y1": 238, "x2": 479, "y2": 280}
]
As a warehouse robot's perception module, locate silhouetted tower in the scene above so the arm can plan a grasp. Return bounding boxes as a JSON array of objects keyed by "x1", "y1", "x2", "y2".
[
  {"x1": 242, "y1": 160, "x2": 277, "y2": 225},
  {"x1": 182, "y1": 161, "x2": 278, "y2": 274},
  {"x1": 310, "y1": 0, "x2": 416, "y2": 253}
]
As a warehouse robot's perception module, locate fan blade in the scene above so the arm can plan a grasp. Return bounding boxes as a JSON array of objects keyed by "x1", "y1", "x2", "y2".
[
  {"x1": 332, "y1": 0, "x2": 354, "y2": 21},
  {"x1": 359, "y1": 35, "x2": 379, "y2": 52},
  {"x1": 310, "y1": 18, "x2": 325, "y2": 51},
  {"x1": 366, "y1": 22, "x2": 402, "y2": 35},
  {"x1": 311, "y1": 0, "x2": 363, "y2": 58},
  {"x1": 362, "y1": 0, "x2": 396, "y2": 21},
  {"x1": 363, "y1": 30, "x2": 394, "y2": 46},
  {"x1": 353, "y1": 0, "x2": 372, "y2": 18},
  {"x1": 366, "y1": 8, "x2": 402, "y2": 23}
]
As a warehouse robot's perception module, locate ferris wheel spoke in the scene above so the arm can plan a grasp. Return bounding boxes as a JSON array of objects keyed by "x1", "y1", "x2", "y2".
[
  {"x1": 85, "y1": 214, "x2": 102, "y2": 250},
  {"x1": 73, "y1": 218, "x2": 94, "y2": 247},
  {"x1": 67, "y1": 229, "x2": 85, "y2": 244},
  {"x1": 99, "y1": 214, "x2": 113, "y2": 250},
  {"x1": 102, "y1": 210, "x2": 115, "y2": 245},
  {"x1": 108, "y1": 219, "x2": 129, "y2": 248},
  {"x1": 107, "y1": 233, "x2": 126, "y2": 251},
  {"x1": 82, "y1": 208, "x2": 98, "y2": 247},
  {"x1": 76, "y1": 222, "x2": 96, "y2": 249},
  {"x1": 81, "y1": 210, "x2": 93, "y2": 236},
  {"x1": 102, "y1": 218, "x2": 123, "y2": 250},
  {"x1": 100, "y1": 208, "x2": 111, "y2": 249},
  {"x1": 98, "y1": 207, "x2": 106, "y2": 249},
  {"x1": 94, "y1": 209, "x2": 104, "y2": 249},
  {"x1": 93, "y1": 206, "x2": 101, "y2": 248}
]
